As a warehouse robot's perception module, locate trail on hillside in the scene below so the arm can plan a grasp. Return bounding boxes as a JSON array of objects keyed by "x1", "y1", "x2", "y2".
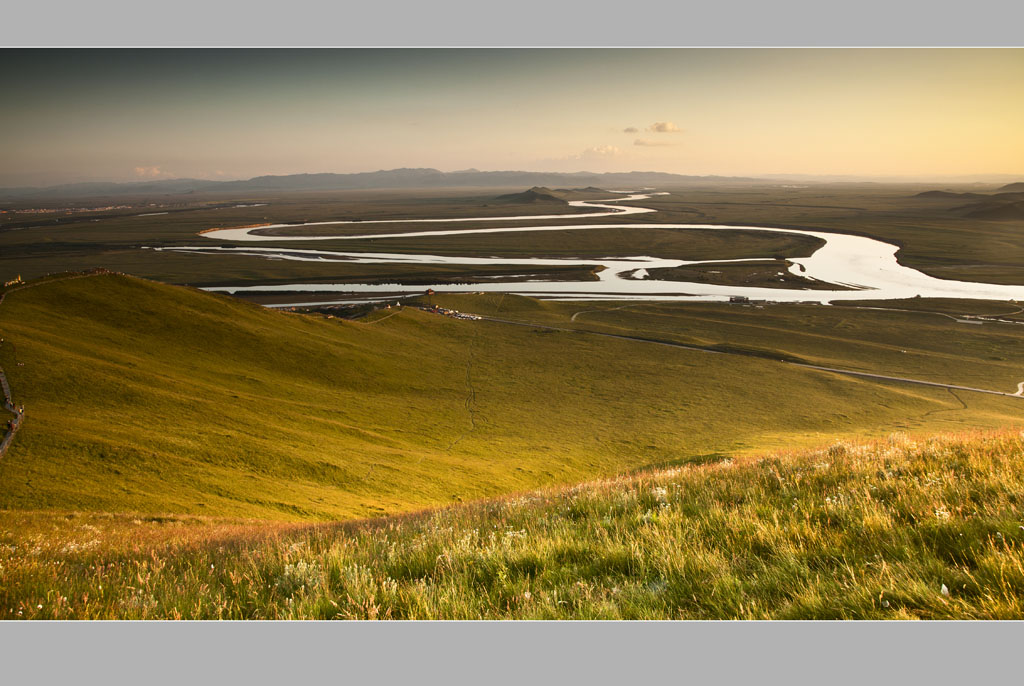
[
  {"x1": 570, "y1": 304, "x2": 635, "y2": 322},
  {"x1": 922, "y1": 389, "x2": 969, "y2": 418},
  {"x1": 443, "y1": 306, "x2": 487, "y2": 455}
]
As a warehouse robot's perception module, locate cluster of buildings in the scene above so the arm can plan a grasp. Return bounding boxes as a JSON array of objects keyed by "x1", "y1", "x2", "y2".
[{"x1": 420, "y1": 304, "x2": 482, "y2": 321}]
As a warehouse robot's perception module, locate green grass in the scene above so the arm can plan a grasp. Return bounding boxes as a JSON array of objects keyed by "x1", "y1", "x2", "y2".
[
  {"x1": 1, "y1": 274, "x2": 1021, "y2": 521},
  {"x1": 437, "y1": 294, "x2": 1024, "y2": 392},
  {"x1": 3, "y1": 430, "x2": 1023, "y2": 619}
]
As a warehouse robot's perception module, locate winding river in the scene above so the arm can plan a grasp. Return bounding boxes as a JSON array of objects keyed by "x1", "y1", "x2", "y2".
[{"x1": 153, "y1": 192, "x2": 1024, "y2": 305}]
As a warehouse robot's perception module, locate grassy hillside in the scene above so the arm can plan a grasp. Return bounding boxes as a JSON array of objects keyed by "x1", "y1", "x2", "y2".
[
  {"x1": 3, "y1": 430, "x2": 1023, "y2": 619},
  {"x1": 1, "y1": 274, "x2": 1021, "y2": 521}
]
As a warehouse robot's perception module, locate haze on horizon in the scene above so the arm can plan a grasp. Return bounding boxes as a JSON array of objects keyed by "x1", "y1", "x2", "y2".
[{"x1": 2, "y1": 48, "x2": 1022, "y2": 187}]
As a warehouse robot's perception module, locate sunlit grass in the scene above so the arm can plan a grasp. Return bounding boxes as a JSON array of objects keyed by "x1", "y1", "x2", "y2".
[
  {"x1": 3, "y1": 430, "x2": 1022, "y2": 619},
  {"x1": 5, "y1": 274, "x2": 1017, "y2": 521}
]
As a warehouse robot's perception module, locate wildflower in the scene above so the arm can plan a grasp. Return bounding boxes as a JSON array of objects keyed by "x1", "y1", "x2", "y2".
[
  {"x1": 940, "y1": 584, "x2": 950, "y2": 597},
  {"x1": 523, "y1": 591, "x2": 532, "y2": 600},
  {"x1": 934, "y1": 508, "x2": 950, "y2": 520},
  {"x1": 881, "y1": 600, "x2": 890, "y2": 608},
  {"x1": 37, "y1": 604, "x2": 42, "y2": 609}
]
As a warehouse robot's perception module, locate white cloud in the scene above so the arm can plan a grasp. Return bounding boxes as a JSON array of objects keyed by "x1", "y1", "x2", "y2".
[
  {"x1": 577, "y1": 145, "x2": 621, "y2": 160},
  {"x1": 634, "y1": 138, "x2": 674, "y2": 147},
  {"x1": 647, "y1": 122, "x2": 681, "y2": 133},
  {"x1": 623, "y1": 127, "x2": 638, "y2": 133},
  {"x1": 133, "y1": 166, "x2": 165, "y2": 178}
]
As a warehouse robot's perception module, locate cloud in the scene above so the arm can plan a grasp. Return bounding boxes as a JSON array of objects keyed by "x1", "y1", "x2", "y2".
[
  {"x1": 578, "y1": 145, "x2": 621, "y2": 159},
  {"x1": 634, "y1": 138, "x2": 674, "y2": 147},
  {"x1": 534, "y1": 145, "x2": 625, "y2": 171},
  {"x1": 623, "y1": 127, "x2": 638, "y2": 133},
  {"x1": 647, "y1": 121, "x2": 681, "y2": 133},
  {"x1": 134, "y1": 166, "x2": 165, "y2": 178}
]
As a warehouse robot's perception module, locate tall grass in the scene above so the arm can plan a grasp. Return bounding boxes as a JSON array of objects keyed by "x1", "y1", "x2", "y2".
[{"x1": 2, "y1": 430, "x2": 1023, "y2": 619}]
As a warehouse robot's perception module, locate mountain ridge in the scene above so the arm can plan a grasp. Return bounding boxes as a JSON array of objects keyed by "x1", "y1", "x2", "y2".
[{"x1": 0, "y1": 168, "x2": 764, "y2": 200}]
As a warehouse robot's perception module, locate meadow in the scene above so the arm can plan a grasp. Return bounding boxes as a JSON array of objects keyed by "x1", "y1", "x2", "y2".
[{"x1": 3, "y1": 430, "x2": 1022, "y2": 619}]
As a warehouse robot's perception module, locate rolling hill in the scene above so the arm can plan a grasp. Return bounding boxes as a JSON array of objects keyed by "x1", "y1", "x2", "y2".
[
  {"x1": 963, "y1": 201, "x2": 1024, "y2": 221},
  {"x1": 493, "y1": 187, "x2": 571, "y2": 204},
  {"x1": 914, "y1": 188, "x2": 1024, "y2": 221},
  {"x1": 1, "y1": 273, "x2": 1022, "y2": 521}
]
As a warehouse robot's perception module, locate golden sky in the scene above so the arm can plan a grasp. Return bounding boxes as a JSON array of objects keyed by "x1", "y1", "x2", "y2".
[{"x1": 2, "y1": 48, "x2": 1022, "y2": 185}]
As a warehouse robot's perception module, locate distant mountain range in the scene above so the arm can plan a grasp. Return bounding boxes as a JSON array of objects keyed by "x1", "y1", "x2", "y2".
[{"x1": 0, "y1": 168, "x2": 764, "y2": 201}]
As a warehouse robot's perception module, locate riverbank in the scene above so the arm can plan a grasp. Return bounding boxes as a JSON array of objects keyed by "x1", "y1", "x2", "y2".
[{"x1": 175, "y1": 192, "x2": 1024, "y2": 304}]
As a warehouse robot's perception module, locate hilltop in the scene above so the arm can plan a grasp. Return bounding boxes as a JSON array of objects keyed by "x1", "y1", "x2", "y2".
[
  {"x1": 914, "y1": 190, "x2": 986, "y2": 200},
  {"x1": 998, "y1": 182, "x2": 1024, "y2": 193},
  {"x1": 491, "y1": 186, "x2": 611, "y2": 204},
  {"x1": 3, "y1": 430, "x2": 1023, "y2": 619},
  {"x1": 494, "y1": 187, "x2": 571, "y2": 204}
]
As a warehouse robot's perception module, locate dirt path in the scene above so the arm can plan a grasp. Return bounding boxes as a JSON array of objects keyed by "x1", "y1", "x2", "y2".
[
  {"x1": 361, "y1": 309, "x2": 402, "y2": 325},
  {"x1": 1014, "y1": 382, "x2": 1024, "y2": 397}
]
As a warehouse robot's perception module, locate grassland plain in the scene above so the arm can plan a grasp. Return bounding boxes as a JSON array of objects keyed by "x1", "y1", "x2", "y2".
[
  {"x1": 428, "y1": 294, "x2": 1024, "y2": 392},
  {"x1": 0, "y1": 274, "x2": 1022, "y2": 523},
  {"x1": 2, "y1": 430, "x2": 1023, "y2": 619},
  {"x1": 3, "y1": 184, "x2": 1023, "y2": 289}
]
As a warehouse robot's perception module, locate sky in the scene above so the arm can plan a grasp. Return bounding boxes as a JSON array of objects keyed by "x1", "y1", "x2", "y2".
[{"x1": 2, "y1": 48, "x2": 1023, "y2": 186}]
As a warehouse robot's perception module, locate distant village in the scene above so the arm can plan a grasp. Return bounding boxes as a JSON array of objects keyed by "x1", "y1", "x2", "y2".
[
  {"x1": 286, "y1": 297, "x2": 482, "y2": 322},
  {"x1": 418, "y1": 304, "x2": 482, "y2": 320}
]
